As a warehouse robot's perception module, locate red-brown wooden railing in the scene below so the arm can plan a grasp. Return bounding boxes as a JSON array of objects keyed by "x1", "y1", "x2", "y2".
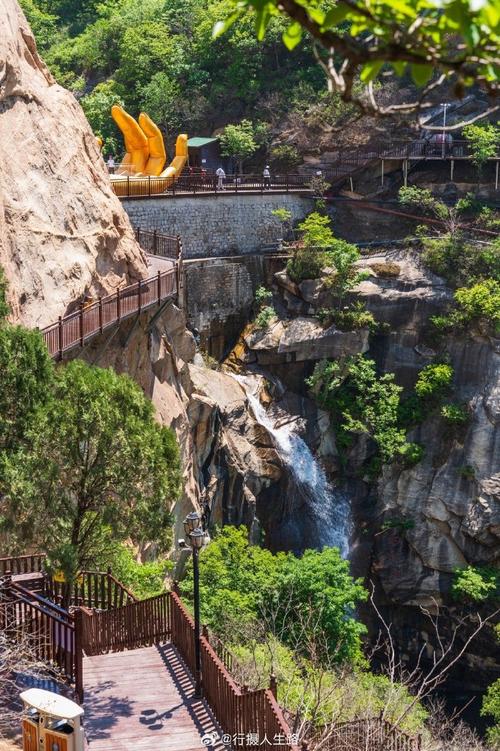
[
  {"x1": 113, "y1": 173, "x2": 310, "y2": 198},
  {"x1": 169, "y1": 592, "x2": 298, "y2": 751},
  {"x1": 0, "y1": 554, "x2": 46, "y2": 577},
  {"x1": 49, "y1": 569, "x2": 137, "y2": 610},
  {"x1": 40, "y1": 268, "x2": 177, "y2": 359},
  {"x1": 321, "y1": 717, "x2": 421, "y2": 751},
  {"x1": 135, "y1": 227, "x2": 181, "y2": 259}
]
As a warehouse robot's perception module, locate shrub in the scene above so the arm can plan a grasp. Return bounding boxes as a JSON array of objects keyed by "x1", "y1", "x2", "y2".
[
  {"x1": 453, "y1": 279, "x2": 500, "y2": 335},
  {"x1": 420, "y1": 233, "x2": 500, "y2": 287},
  {"x1": 306, "y1": 355, "x2": 407, "y2": 462},
  {"x1": 459, "y1": 464, "x2": 476, "y2": 479},
  {"x1": 316, "y1": 303, "x2": 376, "y2": 331},
  {"x1": 255, "y1": 285, "x2": 273, "y2": 306},
  {"x1": 463, "y1": 124, "x2": 500, "y2": 169},
  {"x1": 414, "y1": 363, "x2": 453, "y2": 400},
  {"x1": 452, "y1": 566, "x2": 500, "y2": 603},
  {"x1": 399, "y1": 442, "x2": 424, "y2": 466},
  {"x1": 269, "y1": 144, "x2": 301, "y2": 172},
  {"x1": 441, "y1": 403, "x2": 469, "y2": 424},
  {"x1": 255, "y1": 305, "x2": 276, "y2": 329},
  {"x1": 482, "y1": 678, "x2": 500, "y2": 749}
]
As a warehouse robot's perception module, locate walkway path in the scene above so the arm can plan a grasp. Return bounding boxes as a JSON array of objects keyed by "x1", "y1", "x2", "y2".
[{"x1": 83, "y1": 644, "x2": 227, "y2": 751}]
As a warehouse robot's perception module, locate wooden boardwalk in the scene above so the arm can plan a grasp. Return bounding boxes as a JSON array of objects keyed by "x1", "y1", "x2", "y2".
[{"x1": 83, "y1": 644, "x2": 228, "y2": 751}]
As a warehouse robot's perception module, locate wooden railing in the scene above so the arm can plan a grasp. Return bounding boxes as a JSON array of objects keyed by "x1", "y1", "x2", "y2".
[
  {"x1": 40, "y1": 268, "x2": 177, "y2": 359},
  {"x1": 0, "y1": 579, "x2": 81, "y2": 697},
  {"x1": 0, "y1": 554, "x2": 46, "y2": 577},
  {"x1": 135, "y1": 227, "x2": 181, "y2": 259},
  {"x1": 113, "y1": 173, "x2": 311, "y2": 199},
  {"x1": 49, "y1": 569, "x2": 137, "y2": 610},
  {"x1": 80, "y1": 592, "x2": 171, "y2": 655},
  {"x1": 170, "y1": 592, "x2": 298, "y2": 751}
]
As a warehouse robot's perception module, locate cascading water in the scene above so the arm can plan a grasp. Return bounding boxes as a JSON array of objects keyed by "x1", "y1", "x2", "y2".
[{"x1": 234, "y1": 374, "x2": 351, "y2": 557}]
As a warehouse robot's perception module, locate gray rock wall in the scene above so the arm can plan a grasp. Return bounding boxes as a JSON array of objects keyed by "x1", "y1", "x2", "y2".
[{"x1": 122, "y1": 194, "x2": 312, "y2": 258}]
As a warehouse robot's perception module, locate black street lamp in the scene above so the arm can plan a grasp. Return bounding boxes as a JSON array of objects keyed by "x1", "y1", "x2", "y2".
[{"x1": 183, "y1": 511, "x2": 206, "y2": 698}]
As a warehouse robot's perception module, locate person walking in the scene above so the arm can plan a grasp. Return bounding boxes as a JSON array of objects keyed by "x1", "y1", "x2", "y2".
[
  {"x1": 263, "y1": 165, "x2": 271, "y2": 190},
  {"x1": 216, "y1": 166, "x2": 226, "y2": 190},
  {"x1": 107, "y1": 155, "x2": 116, "y2": 174}
]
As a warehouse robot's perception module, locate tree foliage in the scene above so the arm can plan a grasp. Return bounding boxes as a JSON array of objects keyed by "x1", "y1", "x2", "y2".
[
  {"x1": 181, "y1": 525, "x2": 367, "y2": 664},
  {"x1": 463, "y1": 124, "x2": 500, "y2": 169},
  {"x1": 214, "y1": 0, "x2": 499, "y2": 115},
  {"x1": 0, "y1": 360, "x2": 181, "y2": 580},
  {"x1": 306, "y1": 355, "x2": 408, "y2": 462},
  {"x1": 482, "y1": 679, "x2": 500, "y2": 749},
  {"x1": 219, "y1": 119, "x2": 258, "y2": 172}
]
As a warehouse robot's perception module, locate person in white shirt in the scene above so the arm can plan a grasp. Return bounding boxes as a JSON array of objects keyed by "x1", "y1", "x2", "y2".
[
  {"x1": 216, "y1": 166, "x2": 226, "y2": 190},
  {"x1": 263, "y1": 165, "x2": 271, "y2": 190},
  {"x1": 107, "y1": 155, "x2": 116, "y2": 174}
]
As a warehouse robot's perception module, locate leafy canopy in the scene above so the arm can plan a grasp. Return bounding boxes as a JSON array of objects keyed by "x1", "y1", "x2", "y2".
[
  {"x1": 181, "y1": 525, "x2": 367, "y2": 664},
  {"x1": 463, "y1": 124, "x2": 500, "y2": 169},
  {"x1": 219, "y1": 119, "x2": 258, "y2": 170},
  {"x1": 0, "y1": 360, "x2": 181, "y2": 580},
  {"x1": 452, "y1": 566, "x2": 500, "y2": 604},
  {"x1": 214, "y1": 0, "x2": 499, "y2": 111},
  {"x1": 306, "y1": 355, "x2": 408, "y2": 462}
]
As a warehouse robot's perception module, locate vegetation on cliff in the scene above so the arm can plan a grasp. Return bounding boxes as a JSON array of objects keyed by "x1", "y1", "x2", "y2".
[{"x1": 0, "y1": 273, "x2": 180, "y2": 583}]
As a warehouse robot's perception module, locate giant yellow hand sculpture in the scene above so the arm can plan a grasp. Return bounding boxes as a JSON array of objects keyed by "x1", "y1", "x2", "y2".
[{"x1": 111, "y1": 105, "x2": 167, "y2": 176}]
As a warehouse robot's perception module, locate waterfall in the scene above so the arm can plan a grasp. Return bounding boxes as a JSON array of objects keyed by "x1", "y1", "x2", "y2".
[{"x1": 234, "y1": 374, "x2": 351, "y2": 557}]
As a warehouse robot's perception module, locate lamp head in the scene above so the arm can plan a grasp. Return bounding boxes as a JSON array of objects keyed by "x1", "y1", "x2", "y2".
[
  {"x1": 189, "y1": 527, "x2": 206, "y2": 550},
  {"x1": 183, "y1": 510, "x2": 202, "y2": 536}
]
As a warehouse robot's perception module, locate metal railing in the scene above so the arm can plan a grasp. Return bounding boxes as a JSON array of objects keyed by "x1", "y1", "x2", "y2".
[
  {"x1": 112, "y1": 173, "x2": 311, "y2": 199},
  {"x1": 40, "y1": 268, "x2": 177, "y2": 359},
  {"x1": 134, "y1": 227, "x2": 181, "y2": 259}
]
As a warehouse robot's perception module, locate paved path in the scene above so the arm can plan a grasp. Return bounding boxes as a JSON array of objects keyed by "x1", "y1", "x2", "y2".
[{"x1": 83, "y1": 644, "x2": 227, "y2": 751}]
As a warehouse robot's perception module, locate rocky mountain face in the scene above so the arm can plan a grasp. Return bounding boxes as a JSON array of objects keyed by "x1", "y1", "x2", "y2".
[{"x1": 0, "y1": 0, "x2": 146, "y2": 329}]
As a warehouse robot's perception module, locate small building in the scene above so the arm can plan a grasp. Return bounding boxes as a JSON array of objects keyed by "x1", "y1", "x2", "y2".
[{"x1": 187, "y1": 137, "x2": 229, "y2": 172}]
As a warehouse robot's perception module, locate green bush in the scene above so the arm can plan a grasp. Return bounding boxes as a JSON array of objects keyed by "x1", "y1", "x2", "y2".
[
  {"x1": 255, "y1": 305, "x2": 276, "y2": 329},
  {"x1": 482, "y1": 678, "x2": 500, "y2": 749},
  {"x1": 399, "y1": 442, "x2": 424, "y2": 466},
  {"x1": 420, "y1": 233, "x2": 499, "y2": 287},
  {"x1": 452, "y1": 566, "x2": 500, "y2": 603},
  {"x1": 307, "y1": 355, "x2": 407, "y2": 463},
  {"x1": 414, "y1": 363, "x2": 453, "y2": 400},
  {"x1": 440, "y1": 403, "x2": 469, "y2": 424},
  {"x1": 316, "y1": 303, "x2": 375, "y2": 331},
  {"x1": 106, "y1": 544, "x2": 173, "y2": 599},
  {"x1": 255, "y1": 286, "x2": 273, "y2": 306},
  {"x1": 463, "y1": 124, "x2": 500, "y2": 169}
]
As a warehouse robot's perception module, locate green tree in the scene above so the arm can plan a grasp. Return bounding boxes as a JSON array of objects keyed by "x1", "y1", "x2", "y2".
[
  {"x1": 0, "y1": 360, "x2": 181, "y2": 581},
  {"x1": 452, "y1": 566, "x2": 500, "y2": 604},
  {"x1": 219, "y1": 120, "x2": 258, "y2": 173},
  {"x1": 81, "y1": 80, "x2": 125, "y2": 155},
  {"x1": 482, "y1": 679, "x2": 500, "y2": 749},
  {"x1": 270, "y1": 144, "x2": 301, "y2": 172},
  {"x1": 307, "y1": 355, "x2": 408, "y2": 462},
  {"x1": 463, "y1": 124, "x2": 500, "y2": 171},
  {"x1": 181, "y1": 526, "x2": 366, "y2": 663},
  {"x1": 0, "y1": 326, "x2": 54, "y2": 453},
  {"x1": 215, "y1": 0, "x2": 498, "y2": 115}
]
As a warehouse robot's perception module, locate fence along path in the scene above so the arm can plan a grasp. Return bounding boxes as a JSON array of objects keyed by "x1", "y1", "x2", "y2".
[{"x1": 40, "y1": 267, "x2": 177, "y2": 359}]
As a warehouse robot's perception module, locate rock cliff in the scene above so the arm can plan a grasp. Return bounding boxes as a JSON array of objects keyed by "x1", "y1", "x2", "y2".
[{"x1": 0, "y1": 0, "x2": 146, "y2": 329}]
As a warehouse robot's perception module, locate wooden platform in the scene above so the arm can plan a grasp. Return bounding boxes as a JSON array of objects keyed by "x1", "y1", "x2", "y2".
[{"x1": 83, "y1": 644, "x2": 228, "y2": 750}]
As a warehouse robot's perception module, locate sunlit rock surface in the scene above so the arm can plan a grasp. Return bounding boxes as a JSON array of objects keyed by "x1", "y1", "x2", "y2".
[{"x1": 0, "y1": 0, "x2": 146, "y2": 328}]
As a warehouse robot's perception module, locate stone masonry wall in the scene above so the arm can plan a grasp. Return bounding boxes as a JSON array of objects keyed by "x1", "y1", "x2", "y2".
[
  {"x1": 122, "y1": 193, "x2": 312, "y2": 258},
  {"x1": 184, "y1": 255, "x2": 286, "y2": 359}
]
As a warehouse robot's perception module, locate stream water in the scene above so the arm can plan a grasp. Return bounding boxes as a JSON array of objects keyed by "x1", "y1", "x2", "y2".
[{"x1": 234, "y1": 374, "x2": 351, "y2": 557}]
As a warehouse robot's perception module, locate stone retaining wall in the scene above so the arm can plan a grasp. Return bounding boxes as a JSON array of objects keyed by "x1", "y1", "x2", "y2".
[{"x1": 122, "y1": 193, "x2": 312, "y2": 258}]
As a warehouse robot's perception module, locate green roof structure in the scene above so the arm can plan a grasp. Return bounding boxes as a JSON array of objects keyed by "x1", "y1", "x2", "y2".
[{"x1": 187, "y1": 137, "x2": 219, "y2": 148}]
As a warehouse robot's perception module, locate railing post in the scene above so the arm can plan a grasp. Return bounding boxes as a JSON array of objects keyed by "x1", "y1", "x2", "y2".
[
  {"x1": 127, "y1": 175, "x2": 130, "y2": 197},
  {"x1": 148, "y1": 176, "x2": 151, "y2": 197},
  {"x1": 99, "y1": 297, "x2": 103, "y2": 333},
  {"x1": 138, "y1": 278, "x2": 142, "y2": 313},
  {"x1": 157, "y1": 271, "x2": 161, "y2": 305},
  {"x1": 58, "y1": 316, "x2": 63, "y2": 360},
  {"x1": 106, "y1": 567, "x2": 113, "y2": 610},
  {"x1": 117, "y1": 287, "x2": 121, "y2": 322},
  {"x1": 286, "y1": 173, "x2": 289, "y2": 193},
  {"x1": 136, "y1": 226, "x2": 140, "y2": 242},
  {"x1": 74, "y1": 608, "x2": 84, "y2": 703},
  {"x1": 153, "y1": 229, "x2": 157, "y2": 255},
  {"x1": 202, "y1": 624, "x2": 209, "y2": 641},
  {"x1": 79, "y1": 303, "x2": 84, "y2": 348}
]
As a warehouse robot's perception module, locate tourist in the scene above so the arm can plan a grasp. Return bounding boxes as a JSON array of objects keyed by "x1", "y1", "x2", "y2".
[
  {"x1": 216, "y1": 166, "x2": 226, "y2": 190},
  {"x1": 107, "y1": 155, "x2": 115, "y2": 174},
  {"x1": 263, "y1": 165, "x2": 271, "y2": 189}
]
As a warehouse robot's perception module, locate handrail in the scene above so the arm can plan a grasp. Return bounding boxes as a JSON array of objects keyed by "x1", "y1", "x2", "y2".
[
  {"x1": 40, "y1": 268, "x2": 177, "y2": 359},
  {"x1": 113, "y1": 173, "x2": 311, "y2": 199},
  {"x1": 135, "y1": 227, "x2": 181, "y2": 259},
  {"x1": 10, "y1": 581, "x2": 73, "y2": 622},
  {"x1": 0, "y1": 553, "x2": 46, "y2": 576}
]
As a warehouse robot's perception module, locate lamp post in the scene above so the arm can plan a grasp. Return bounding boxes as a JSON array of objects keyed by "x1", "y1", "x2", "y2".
[
  {"x1": 441, "y1": 103, "x2": 450, "y2": 159},
  {"x1": 183, "y1": 511, "x2": 206, "y2": 698}
]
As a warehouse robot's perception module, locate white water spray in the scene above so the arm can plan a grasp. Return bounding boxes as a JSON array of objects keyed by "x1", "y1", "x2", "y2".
[{"x1": 234, "y1": 374, "x2": 351, "y2": 557}]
